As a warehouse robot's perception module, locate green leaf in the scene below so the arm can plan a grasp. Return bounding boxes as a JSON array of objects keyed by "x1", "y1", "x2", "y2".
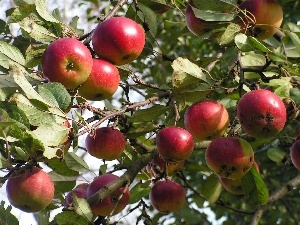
[
  {"x1": 202, "y1": 174, "x2": 222, "y2": 204},
  {"x1": 54, "y1": 211, "x2": 90, "y2": 225},
  {"x1": 130, "y1": 105, "x2": 168, "y2": 122},
  {"x1": 0, "y1": 154, "x2": 8, "y2": 169},
  {"x1": 73, "y1": 196, "x2": 93, "y2": 222},
  {"x1": 0, "y1": 41, "x2": 25, "y2": 66},
  {"x1": 35, "y1": 0, "x2": 61, "y2": 23},
  {"x1": 48, "y1": 171, "x2": 78, "y2": 182},
  {"x1": 7, "y1": 4, "x2": 35, "y2": 23},
  {"x1": 241, "y1": 166, "x2": 269, "y2": 205},
  {"x1": 286, "y1": 31, "x2": 300, "y2": 55},
  {"x1": 192, "y1": 0, "x2": 236, "y2": 11},
  {"x1": 64, "y1": 152, "x2": 90, "y2": 173},
  {"x1": 219, "y1": 23, "x2": 241, "y2": 46},
  {"x1": 191, "y1": 6, "x2": 235, "y2": 22},
  {"x1": 129, "y1": 181, "x2": 151, "y2": 204},
  {"x1": 267, "y1": 147, "x2": 286, "y2": 166},
  {"x1": 25, "y1": 44, "x2": 47, "y2": 68},
  {"x1": 0, "y1": 201, "x2": 19, "y2": 225}
]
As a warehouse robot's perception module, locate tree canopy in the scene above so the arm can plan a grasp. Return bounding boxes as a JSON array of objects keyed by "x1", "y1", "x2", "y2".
[{"x1": 0, "y1": 0, "x2": 300, "y2": 224}]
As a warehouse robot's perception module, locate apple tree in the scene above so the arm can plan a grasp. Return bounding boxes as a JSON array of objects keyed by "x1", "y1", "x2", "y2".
[{"x1": 0, "y1": 0, "x2": 300, "y2": 224}]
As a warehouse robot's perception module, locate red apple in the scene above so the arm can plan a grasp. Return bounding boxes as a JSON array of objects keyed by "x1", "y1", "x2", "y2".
[
  {"x1": 92, "y1": 17, "x2": 145, "y2": 66},
  {"x1": 184, "y1": 100, "x2": 229, "y2": 141},
  {"x1": 42, "y1": 37, "x2": 93, "y2": 89},
  {"x1": 6, "y1": 167, "x2": 54, "y2": 213},
  {"x1": 86, "y1": 174, "x2": 130, "y2": 216},
  {"x1": 146, "y1": 155, "x2": 185, "y2": 177},
  {"x1": 238, "y1": 0, "x2": 283, "y2": 40},
  {"x1": 85, "y1": 127, "x2": 126, "y2": 160},
  {"x1": 290, "y1": 139, "x2": 300, "y2": 170},
  {"x1": 78, "y1": 59, "x2": 120, "y2": 100},
  {"x1": 237, "y1": 89, "x2": 286, "y2": 139},
  {"x1": 156, "y1": 126, "x2": 194, "y2": 163},
  {"x1": 205, "y1": 137, "x2": 254, "y2": 180},
  {"x1": 64, "y1": 183, "x2": 89, "y2": 208},
  {"x1": 149, "y1": 180, "x2": 185, "y2": 213},
  {"x1": 219, "y1": 161, "x2": 259, "y2": 195}
]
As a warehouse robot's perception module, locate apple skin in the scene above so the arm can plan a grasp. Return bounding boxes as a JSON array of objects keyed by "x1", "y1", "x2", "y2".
[
  {"x1": 6, "y1": 167, "x2": 54, "y2": 213},
  {"x1": 92, "y1": 17, "x2": 146, "y2": 66},
  {"x1": 290, "y1": 139, "x2": 300, "y2": 170},
  {"x1": 146, "y1": 155, "x2": 185, "y2": 177},
  {"x1": 87, "y1": 174, "x2": 130, "y2": 216},
  {"x1": 150, "y1": 180, "x2": 185, "y2": 213},
  {"x1": 237, "y1": 89, "x2": 286, "y2": 139},
  {"x1": 78, "y1": 59, "x2": 120, "y2": 100},
  {"x1": 184, "y1": 100, "x2": 229, "y2": 141},
  {"x1": 85, "y1": 127, "x2": 126, "y2": 160},
  {"x1": 219, "y1": 161, "x2": 259, "y2": 195},
  {"x1": 42, "y1": 38, "x2": 93, "y2": 89},
  {"x1": 238, "y1": 0, "x2": 283, "y2": 40},
  {"x1": 185, "y1": 3, "x2": 219, "y2": 36},
  {"x1": 156, "y1": 126, "x2": 194, "y2": 163},
  {"x1": 64, "y1": 183, "x2": 89, "y2": 208},
  {"x1": 205, "y1": 137, "x2": 254, "y2": 180}
]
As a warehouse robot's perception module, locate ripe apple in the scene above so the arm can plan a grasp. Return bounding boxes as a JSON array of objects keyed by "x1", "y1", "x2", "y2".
[
  {"x1": 92, "y1": 17, "x2": 145, "y2": 66},
  {"x1": 6, "y1": 167, "x2": 54, "y2": 213},
  {"x1": 149, "y1": 180, "x2": 185, "y2": 213},
  {"x1": 205, "y1": 137, "x2": 254, "y2": 180},
  {"x1": 237, "y1": 89, "x2": 286, "y2": 139},
  {"x1": 184, "y1": 100, "x2": 229, "y2": 141},
  {"x1": 290, "y1": 139, "x2": 300, "y2": 170},
  {"x1": 146, "y1": 155, "x2": 185, "y2": 177},
  {"x1": 238, "y1": 0, "x2": 283, "y2": 40},
  {"x1": 78, "y1": 59, "x2": 120, "y2": 100},
  {"x1": 42, "y1": 37, "x2": 93, "y2": 89},
  {"x1": 86, "y1": 174, "x2": 130, "y2": 216},
  {"x1": 156, "y1": 126, "x2": 194, "y2": 163},
  {"x1": 185, "y1": 2, "x2": 220, "y2": 36},
  {"x1": 64, "y1": 183, "x2": 89, "y2": 208},
  {"x1": 85, "y1": 127, "x2": 126, "y2": 160},
  {"x1": 219, "y1": 161, "x2": 259, "y2": 195}
]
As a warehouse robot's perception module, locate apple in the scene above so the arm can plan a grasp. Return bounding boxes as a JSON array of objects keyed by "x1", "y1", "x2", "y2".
[
  {"x1": 6, "y1": 167, "x2": 54, "y2": 213},
  {"x1": 85, "y1": 127, "x2": 126, "y2": 160},
  {"x1": 86, "y1": 174, "x2": 130, "y2": 216},
  {"x1": 185, "y1": 2, "x2": 220, "y2": 36},
  {"x1": 184, "y1": 100, "x2": 229, "y2": 141},
  {"x1": 78, "y1": 59, "x2": 120, "y2": 101},
  {"x1": 146, "y1": 155, "x2": 185, "y2": 177},
  {"x1": 42, "y1": 37, "x2": 93, "y2": 89},
  {"x1": 149, "y1": 179, "x2": 185, "y2": 213},
  {"x1": 238, "y1": 0, "x2": 283, "y2": 40},
  {"x1": 237, "y1": 89, "x2": 286, "y2": 139},
  {"x1": 205, "y1": 137, "x2": 254, "y2": 180},
  {"x1": 290, "y1": 139, "x2": 300, "y2": 170},
  {"x1": 92, "y1": 17, "x2": 146, "y2": 66},
  {"x1": 219, "y1": 161, "x2": 259, "y2": 195},
  {"x1": 64, "y1": 183, "x2": 89, "y2": 208},
  {"x1": 156, "y1": 126, "x2": 194, "y2": 163}
]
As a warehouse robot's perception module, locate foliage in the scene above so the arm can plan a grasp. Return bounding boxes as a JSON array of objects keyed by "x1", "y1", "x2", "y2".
[{"x1": 0, "y1": 0, "x2": 300, "y2": 224}]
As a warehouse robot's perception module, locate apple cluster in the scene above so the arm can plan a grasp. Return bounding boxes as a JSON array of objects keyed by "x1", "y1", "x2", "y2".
[{"x1": 185, "y1": 0, "x2": 283, "y2": 40}]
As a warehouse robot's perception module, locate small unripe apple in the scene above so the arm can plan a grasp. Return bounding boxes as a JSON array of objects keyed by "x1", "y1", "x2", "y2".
[
  {"x1": 156, "y1": 126, "x2": 194, "y2": 163},
  {"x1": 205, "y1": 137, "x2": 254, "y2": 180},
  {"x1": 92, "y1": 17, "x2": 146, "y2": 66},
  {"x1": 237, "y1": 89, "x2": 286, "y2": 139},
  {"x1": 64, "y1": 183, "x2": 89, "y2": 208},
  {"x1": 149, "y1": 180, "x2": 185, "y2": 213},
  {"x1": 42, "y1": 38, "x2": 93, "y2": 89},
  {"x1": 6, "y1": 167, "x2": 54, "y2": 213},
  {"x1": 87, "y1": 174, "x2": 130, "y2": 216},
  {"x1": 238, "y1": 0, "x2": 283, "y2": 40},
  {"x1": 290, "y1": 139, "x2": 300, "y2": 170},
  {"x1": 146, "y1": 155, "x2": 185, "y2": 177},
  {"x1": 184, "y1": 100, "x2": 229, "y2": 140},
  {"x1": 85, "y1": 127, "x2": 126, "y2": 160},
  {"x1": 78, "y1": 59, "x2": 120, "y2": 101}
]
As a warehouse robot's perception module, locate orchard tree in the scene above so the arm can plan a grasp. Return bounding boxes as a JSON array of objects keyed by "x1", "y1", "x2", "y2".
[{"x1": 0, "y1": 0, "x2": 300, "y2": 224}]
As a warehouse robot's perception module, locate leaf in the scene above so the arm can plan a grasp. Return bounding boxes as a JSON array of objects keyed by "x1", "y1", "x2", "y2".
[
  {"x1": 241, "y1": 166, "x2": 269, "y2": 205},
  {"x1": 131, "y1": 105, "x2": 168, "y2": 122},
  {"x1": 193, "y1": 0, "x2": 236, "y2": 11},
  {"x1": 54, "y1": 211, "x2": 90, "y2": 225},
  {"x1": 35, "y1": 0, "x2": 60, "y2": 23},
  {"x1": 73, "y1": 196, "x2": 94, "y2": 222},
  {"x1": 267, "y1": 147, "x2": 286, "y2": 166},
  {"x1": 64, "y1": 152, "x2": 90, "y2": 173},
  {"x1": 0, "y1": 154, "x2": 8, "y2": 169},
  {"x1": 286, "y1": 31, "x2": 300, "y2": 55},
  {"x1": 191, "y1": 6, "x2": 235, "y2": 22},
  {"x1": 202, "y1": 174, "x2": 222, "y2": 204},
  {"x1": 219, "y1": 23, "x2": 241, "y2": 46},
  {"x1": 48, "y1": 171, "x2": 78, "y2": 182},
  {"x1": 0, "y1": 41, "x2": 25, "y2": 65},
  {"x1": 25, "y1": 44, "x2": 47, "y2": 68},
  {"x1": 129, "y1": 181, "x2": 151, "y2": 204},
  {"x1": 7, "y1": 4, "x2": 35, "y2": 23},
  {"x1": 0, "y1": 201, "x2": 19, "y2": 225}
]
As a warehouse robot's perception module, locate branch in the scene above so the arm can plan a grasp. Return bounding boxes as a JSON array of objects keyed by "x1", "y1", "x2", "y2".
[{"x1": 250, "y1": 174, "x2": 300, "y2": 225}]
